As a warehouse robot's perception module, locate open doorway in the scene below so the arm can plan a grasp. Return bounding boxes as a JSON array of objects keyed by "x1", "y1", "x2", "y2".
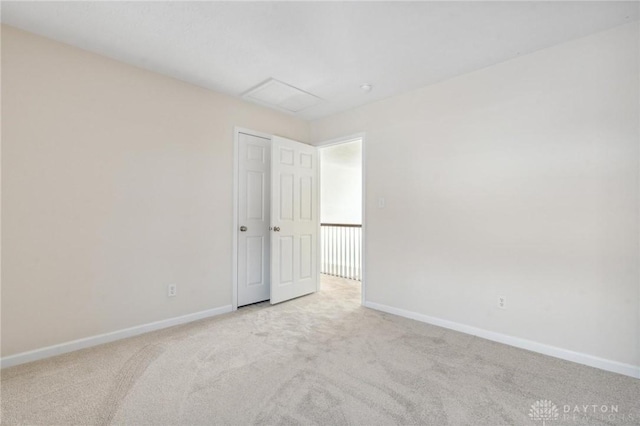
[{"x1": 318, "y1": 136, "x2": 364, "y2": 303}]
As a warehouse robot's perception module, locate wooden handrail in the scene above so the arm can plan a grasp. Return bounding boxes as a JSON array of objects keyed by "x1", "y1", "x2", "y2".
[{"x1": 320, "y1": 223, "x2": 362, "y2": 228}]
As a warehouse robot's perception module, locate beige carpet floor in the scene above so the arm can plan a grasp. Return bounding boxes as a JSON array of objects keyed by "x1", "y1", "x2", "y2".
[{"x1": 1, "y1": 275, "x2": 639, "y2": 425}]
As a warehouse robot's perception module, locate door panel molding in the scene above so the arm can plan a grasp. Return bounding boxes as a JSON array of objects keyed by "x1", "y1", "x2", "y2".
[
  {"x1": 233, "y1": 128, "x2": 332, "y2": 309},
  {"x1": 232, "y1": 127, "x2": 274, "y2": 310},
  {"x1": 270, "y1": 136, "x2": 319, "y2": 305}
]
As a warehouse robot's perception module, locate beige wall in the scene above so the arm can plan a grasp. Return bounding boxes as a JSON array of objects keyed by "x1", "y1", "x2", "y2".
[
  {"x1": 312, "y1": 23, "x2": 640, "y2": 368},
  {"x1": 1, "y1": 25, "x2": 309, "y2": 357}
]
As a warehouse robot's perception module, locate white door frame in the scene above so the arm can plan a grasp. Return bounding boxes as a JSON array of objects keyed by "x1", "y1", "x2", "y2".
[
  {"x1": 232, "y1": 126, "x2": 273, "y2": 311},
  {"x1": 315, "y1": 132, "x2": 367, "y2": 306}
]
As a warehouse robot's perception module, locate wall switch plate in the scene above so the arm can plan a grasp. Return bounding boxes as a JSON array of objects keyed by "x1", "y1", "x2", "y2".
[
  {"x1": 498, "y1": 296, "x2": 506, "y2": 310},
  {"x1": 168, "y1": 284, "x2": 177, "y2": 297},
  {"x1": 378, "y1": 197, "x2": 386, "y2": 208}
]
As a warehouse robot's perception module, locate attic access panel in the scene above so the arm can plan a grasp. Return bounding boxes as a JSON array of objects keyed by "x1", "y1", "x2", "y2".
[{"x1": 243, "y1": 79, "x2": 322, "y2": 113}]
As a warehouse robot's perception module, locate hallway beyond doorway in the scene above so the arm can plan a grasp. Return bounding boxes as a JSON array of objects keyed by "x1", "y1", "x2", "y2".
[{"x1": 319, "y1": 137, "x2": 363, "y2": 284}]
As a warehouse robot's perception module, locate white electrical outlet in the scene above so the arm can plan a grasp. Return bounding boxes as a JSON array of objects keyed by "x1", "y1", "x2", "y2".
[
  {"x1": 168, "y1": 284, "x2": 177, "y2": 297},
  {"x1": 498, "y1": 296, "x2": 506, "y2": 310}
]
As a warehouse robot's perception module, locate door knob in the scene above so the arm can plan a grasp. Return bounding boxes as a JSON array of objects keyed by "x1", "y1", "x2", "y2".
[
  {"x1": 273, "y1": 226, "x2": 280, "y2": 232},
  {"x1": 240, "y1": 226, "x2": 247, "y2": 232}
]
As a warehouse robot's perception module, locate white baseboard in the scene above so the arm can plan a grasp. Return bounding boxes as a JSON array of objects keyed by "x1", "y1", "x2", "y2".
[
  {"x1": 364, "y1": 301, "x2": 640, "y2": 379},
  {"x1": 1, "y1": 305, "x2": 233, "y2": 369}
]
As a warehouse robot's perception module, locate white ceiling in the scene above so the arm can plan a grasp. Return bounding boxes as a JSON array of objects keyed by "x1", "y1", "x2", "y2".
[{"x1": 2, "y1": 2, "x2": 638, "y2": 120}]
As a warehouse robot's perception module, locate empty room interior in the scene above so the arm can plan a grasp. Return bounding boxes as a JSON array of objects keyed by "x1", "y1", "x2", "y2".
[{"x1": 1, "y1": 1, "x2": 640, "y2": 425}]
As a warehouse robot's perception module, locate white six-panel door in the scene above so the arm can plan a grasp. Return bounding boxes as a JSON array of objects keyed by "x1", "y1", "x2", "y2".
[
  {"x1": 270, "y1": 136, "x2": 318, "y2": 304},
  {"x1": 237, "y1": 133, "x2": 271, "y2": 307}
]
